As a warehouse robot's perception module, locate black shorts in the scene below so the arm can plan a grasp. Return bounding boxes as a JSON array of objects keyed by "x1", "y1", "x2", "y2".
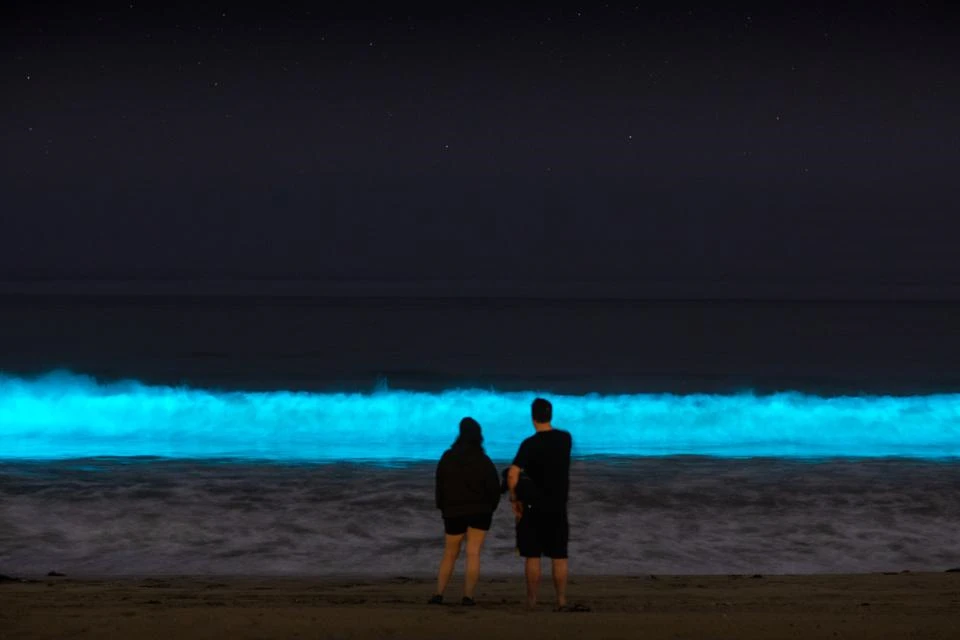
[
  {"x1": 443, "y1": 512, "x2": 493, "y2": 535},
  {"x1": 516, "y1": 507, "x2": 568, "y2": 559}
]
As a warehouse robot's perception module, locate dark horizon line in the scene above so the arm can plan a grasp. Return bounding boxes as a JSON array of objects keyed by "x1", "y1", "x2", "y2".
[
  {"x1": 2, "y1": 280, "x2": 960, "y2": 304},
  {"x1": 4, "y1": 275, "x2": 960, "y2": 285}
]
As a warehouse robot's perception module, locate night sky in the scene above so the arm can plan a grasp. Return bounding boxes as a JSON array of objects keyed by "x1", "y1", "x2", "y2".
[{"x1": 3, "y1": 2, "x2": 959, "y2": 297}]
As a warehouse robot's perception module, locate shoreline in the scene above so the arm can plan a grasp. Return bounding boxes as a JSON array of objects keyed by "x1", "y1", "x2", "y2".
[{"x1": 4, "y1": 573, "x2": 959, "y2": 639}]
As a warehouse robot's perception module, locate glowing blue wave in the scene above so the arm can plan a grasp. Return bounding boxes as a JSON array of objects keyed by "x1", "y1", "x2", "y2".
[{"x1": 2, "y1": 371, "x2": 959, "y2": 461}]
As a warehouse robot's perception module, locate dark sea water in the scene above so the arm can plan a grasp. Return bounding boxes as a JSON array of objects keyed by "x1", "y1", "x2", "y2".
[
  {"x1": 2, "y1": 294, "x2": 960, "y2": 395},
  {"x1": 2, "y1": 295, "x2": 960, "y2": 575}
]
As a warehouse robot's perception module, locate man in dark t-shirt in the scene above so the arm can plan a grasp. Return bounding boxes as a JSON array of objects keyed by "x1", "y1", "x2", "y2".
[{"x1": 507, "y1": 397, "x2": 572, "y2": 609}]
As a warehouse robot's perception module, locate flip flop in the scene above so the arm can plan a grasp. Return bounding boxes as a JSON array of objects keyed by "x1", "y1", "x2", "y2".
[{"x1": 554, "y1": 603, "x2": 591, "y2": 612}]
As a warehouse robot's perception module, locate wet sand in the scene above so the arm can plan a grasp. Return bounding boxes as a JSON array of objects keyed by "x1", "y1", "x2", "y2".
[{"x1": 3, "y1": 572, "x2": 959, "y2": 639}]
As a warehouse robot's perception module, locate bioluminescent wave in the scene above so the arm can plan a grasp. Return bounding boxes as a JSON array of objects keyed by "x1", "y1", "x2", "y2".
[{"x1": 2, "y1": 371, "x2": 960, "y2": 460}]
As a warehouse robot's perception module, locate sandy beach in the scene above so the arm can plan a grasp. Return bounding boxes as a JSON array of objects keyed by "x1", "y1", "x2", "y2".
[{"x1": 3, "y1": 572, "x2": 958, "y2": 639}]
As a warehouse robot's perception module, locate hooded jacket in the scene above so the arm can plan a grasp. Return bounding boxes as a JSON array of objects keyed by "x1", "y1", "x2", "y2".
[{"x1": 435, "y1": 447, "x2": 501, "y2": 519}]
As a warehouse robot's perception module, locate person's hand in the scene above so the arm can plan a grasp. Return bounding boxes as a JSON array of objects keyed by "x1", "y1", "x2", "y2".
[{"x1": 511, "y1": 500, "x2": 523, "y2": 521}]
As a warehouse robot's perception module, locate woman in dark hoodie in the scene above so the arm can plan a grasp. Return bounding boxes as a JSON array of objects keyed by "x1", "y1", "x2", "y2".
[{"x1": 429, "y1": 417, "x2": 501, "y2": 606}]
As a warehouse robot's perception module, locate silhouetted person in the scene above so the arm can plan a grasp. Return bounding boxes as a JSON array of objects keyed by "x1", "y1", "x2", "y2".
[
  {"x1": 430, "y1": 417, "x2": 501, "y2": 606},
  {"x1": 507, "y1": 397, "x2": 573, "y2": 609}
]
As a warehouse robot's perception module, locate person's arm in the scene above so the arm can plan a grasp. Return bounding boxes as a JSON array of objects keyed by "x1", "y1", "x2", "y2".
[
  {"x1": 508, "y1": 441, "x2": 528, "y2": 519},
  {"x1": 507, "y1": 465, "x2": 522, "y2": 519},
  {"x1": 435, "y1": 457, "x2": 444, "y2": 511},
  {"x1": 485, "y1": 458, "x2": 501, "y2": 512},
  {"x1": 507, "y1": 465, "x2": 521, "y2": 497}
]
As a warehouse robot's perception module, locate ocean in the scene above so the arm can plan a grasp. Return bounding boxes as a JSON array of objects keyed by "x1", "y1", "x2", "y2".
[{"x1": 2, "y1": 294, "x2": 960, "y2": 576}]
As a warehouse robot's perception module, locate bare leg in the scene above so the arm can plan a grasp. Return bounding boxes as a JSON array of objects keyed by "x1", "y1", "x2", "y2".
[
  {"x1": 551, "y1": 558, "x2": 568, "y2": 608},
  {"x1": 524, "y1": 557, "x2": 541, "y2": 608},
  {"x1": 436, "y1": 534, "x2": 463, "y2": 596},
  {"x1": 463, "y1": 527, "x2": 487, "y2": 599}
]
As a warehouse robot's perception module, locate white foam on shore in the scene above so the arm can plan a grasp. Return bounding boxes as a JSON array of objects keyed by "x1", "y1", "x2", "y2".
[{"x1": 2, "y1": 457, "x2": 959, "y2": 576}]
